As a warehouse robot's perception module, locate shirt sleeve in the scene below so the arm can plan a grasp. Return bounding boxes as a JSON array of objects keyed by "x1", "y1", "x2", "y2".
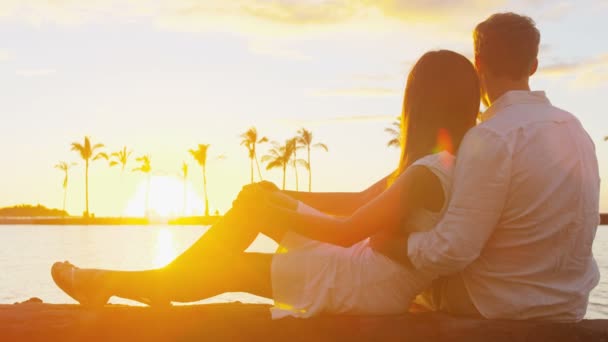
[{"x1": 407, "y1": 127, "x2": 512, "y2": 276}]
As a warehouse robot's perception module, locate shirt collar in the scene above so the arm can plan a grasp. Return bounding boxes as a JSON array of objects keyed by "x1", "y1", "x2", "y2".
[{"x1": 480, "y1": 90, "x2": 550, "y2": 122}]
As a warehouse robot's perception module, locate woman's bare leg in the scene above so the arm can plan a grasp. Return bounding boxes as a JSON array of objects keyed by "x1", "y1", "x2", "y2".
[
  {"x1": 56, "y1": 205, "x2": 288, "y2": 305},
  {"x1": 102, "y1": 252, "x2": 274, "y2": 303},
  {"x1": 104, "y1": 207, "x2": 283, "y2": 303}
]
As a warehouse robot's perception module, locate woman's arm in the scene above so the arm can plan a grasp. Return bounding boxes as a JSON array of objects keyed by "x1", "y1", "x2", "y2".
[
  {"x1": 280, "y1": 172, "x2": 393, "y2": 216},
  {"x1": 259, "y1": 166, "x2": 442, "y2": 247}
]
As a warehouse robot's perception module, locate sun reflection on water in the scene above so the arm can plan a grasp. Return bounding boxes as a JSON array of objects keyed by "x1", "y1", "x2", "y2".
[{"x1": 154, "y1": 228, "x2": 176, "y2": 267}]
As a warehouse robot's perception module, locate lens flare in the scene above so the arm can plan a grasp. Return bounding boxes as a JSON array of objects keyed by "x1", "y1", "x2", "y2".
[{"x1": 433, "y1": 128, "x2": 454, "y2": 168}]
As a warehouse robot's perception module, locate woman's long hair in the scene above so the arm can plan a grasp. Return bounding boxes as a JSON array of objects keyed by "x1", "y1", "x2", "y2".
[{"x1": 394, "y1": 50, "x2": 480, "y2": 179}]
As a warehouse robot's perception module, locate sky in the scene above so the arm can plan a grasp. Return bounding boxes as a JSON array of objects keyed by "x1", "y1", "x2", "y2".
[{"x1": 1, "y1": 0, "x2": 608, "y2": 217}]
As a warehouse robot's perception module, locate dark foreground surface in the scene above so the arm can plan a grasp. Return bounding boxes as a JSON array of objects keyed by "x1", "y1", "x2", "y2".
[{"x1": 2, "y1": 301, "x2": 608, "y2": 341}]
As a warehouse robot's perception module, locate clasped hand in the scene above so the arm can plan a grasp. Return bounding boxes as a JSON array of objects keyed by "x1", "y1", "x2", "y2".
[{"x1": 232, "y1": 181, "x2": 299, "y2": 222}]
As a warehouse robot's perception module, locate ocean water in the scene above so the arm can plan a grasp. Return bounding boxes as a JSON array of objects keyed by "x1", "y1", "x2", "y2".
[{"x1": 1, "y1": 225, "x2": 607, "y2": 318}]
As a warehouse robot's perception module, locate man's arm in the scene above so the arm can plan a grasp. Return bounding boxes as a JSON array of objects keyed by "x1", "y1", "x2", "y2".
[
  {"x1": 251, "y1": 166, "x2": 434, "y2": 247},
  {"x1": 280, "y1": 173, "x2": 393, "y2": 216},
  {"x1": 407, "y1": 128, "x2": 512, "y2": 275}
]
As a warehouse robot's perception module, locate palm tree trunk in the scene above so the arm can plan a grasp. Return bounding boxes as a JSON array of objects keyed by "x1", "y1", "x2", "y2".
[
  {"x1": 281, "y1": 165, "x2": 286, "y2": 190},
  {"x1": 250, "y1": 157, "x2": 254, "y2": 184},
  {"x1": 307, "y1": 147, "x2": 312, "y2": 192},
  {"x1": 183, "y1": 178, "x2": 187, "y2": 217},
  {"x1": 62, "y1": 187, "x2": 67, "y2": 216},
  {"x1": 293, "y1": 150, "x2": 299, "y2": 191},
  {"x1": 203, "y1": 166, "x2": 209, "y2": 217},
  {"x1": 119, "y1": 171, "x2": 124, "y2": 218},
  {"x1": 145, "y1": 174, "x2": 151, "y2": 218},
  {"x1": 255, "y1": 153, "x2": 264, "y2": 181},
  {"x1": 85, "y1": 159, "x2": 89, "y2": 218}
]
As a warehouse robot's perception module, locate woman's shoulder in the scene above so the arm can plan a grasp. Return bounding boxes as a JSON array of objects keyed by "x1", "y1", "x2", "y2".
[{"x1": 411, "y1": 151, "x2": 454, "y2": 173}]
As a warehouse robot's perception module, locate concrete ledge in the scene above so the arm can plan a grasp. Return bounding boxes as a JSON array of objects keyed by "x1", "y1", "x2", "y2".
[{"x1": 2, "y1": 301, "x2": 607, "y2": 341}]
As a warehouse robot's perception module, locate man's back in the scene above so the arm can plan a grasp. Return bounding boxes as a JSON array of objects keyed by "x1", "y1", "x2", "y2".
[
  {"x1": 408, "y1": 90, "x2": 600, "y2": 321},
  {"x1": 469, "y1": 90, "x2": 600, "y2": 320}
]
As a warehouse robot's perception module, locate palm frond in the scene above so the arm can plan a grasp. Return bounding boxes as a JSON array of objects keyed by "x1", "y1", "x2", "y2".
[
  {"x1": 92, "y1": 143, "x2": 105, "y2": 151},
  {"x1": 265, "y1": 159, "x2": 284, "y2": 170},
  {"x1": 314, "y1": 143, "x2": 328, "y2": 152},
  {"x1": 384, "y1": 127, "x2": 400, "y2": 135},
  {"x1": 93, "y1": 152, "x2": 108, "y2": 161},
  {"x1": 297, "y1": 159, "x2": 310, "y2": 170},
  {"x1": 54, "y1": 162, "x2": 67, "y2": 171},
  {"x1": 387, "y1": 138, "x2": 400, "y2": 148}
]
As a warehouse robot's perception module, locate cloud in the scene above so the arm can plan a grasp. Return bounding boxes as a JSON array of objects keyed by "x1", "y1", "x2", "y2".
[
  {"x1": 15, "y1": 68, "x2": 57, "y2": 77},
  {"x1": 313, "y1": 87, "x2": 399, "y2": 97},
  {"x1": 286, "y1": 114, "x2": 396, "y2": 126},
  {"x1": 0, "y1": 0, "x2": 504, "y2": 33},
  {"x1": 351, "y1": 73, "x2": 399, "y2": 82},
  {"x1": 247, "y1": 40, "x2": 312, "y2": 61},
  {"x1": 540, "y1": 54, "x2": 608, "y2": 76},
  {"x1": 539, "y1": 53, "x2": 608, "y2": 88}
]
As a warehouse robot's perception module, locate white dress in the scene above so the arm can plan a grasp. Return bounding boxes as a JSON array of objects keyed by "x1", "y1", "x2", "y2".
[{"x1": 270, "y1": 151, "x2": 454, "y2": 319}]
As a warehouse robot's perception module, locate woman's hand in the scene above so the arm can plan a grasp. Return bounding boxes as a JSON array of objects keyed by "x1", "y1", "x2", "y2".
[{"x1": 233, "y1": 183, "x2": 299, "y2": 222}]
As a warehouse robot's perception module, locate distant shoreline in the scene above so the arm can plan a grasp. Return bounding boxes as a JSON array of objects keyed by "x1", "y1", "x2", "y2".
[
  {"x1": 0, "y1": 216, "x2": 222, "y2": 226},
  {"x1": 2, "y1": 214, "x2": 608, "y2": 226}
]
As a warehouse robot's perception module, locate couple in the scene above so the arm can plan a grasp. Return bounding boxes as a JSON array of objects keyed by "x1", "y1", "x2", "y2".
[{"x1": 51, "y1": 12, "x2": 600, "y2": 322}]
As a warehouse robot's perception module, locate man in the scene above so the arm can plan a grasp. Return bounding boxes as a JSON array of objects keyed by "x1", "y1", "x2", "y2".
[{"x1": 406, "y1": 12, "x2": 600, "y2": 322}]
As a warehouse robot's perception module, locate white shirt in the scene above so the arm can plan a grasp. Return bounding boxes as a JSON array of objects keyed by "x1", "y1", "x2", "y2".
[{"x1": 407, "y1": 90, "x2": 600, "y2": 322}]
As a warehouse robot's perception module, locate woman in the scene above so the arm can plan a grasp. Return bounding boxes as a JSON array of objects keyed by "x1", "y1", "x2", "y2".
[{"x1": 51, "y1": 50, "x2": 480, "y2": 317}]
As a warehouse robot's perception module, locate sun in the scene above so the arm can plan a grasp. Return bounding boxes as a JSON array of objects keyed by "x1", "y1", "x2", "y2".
[{"x1": 124, "y1": 175, "x2": 204, "y2": 218}]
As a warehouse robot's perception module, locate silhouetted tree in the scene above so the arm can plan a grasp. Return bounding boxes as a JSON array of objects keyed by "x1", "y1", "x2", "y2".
[
  {"x1": 70, "y1": 136, "x2": 107, "y2": 217},
  {"x1": 54, "y1": 161, "x2": 77, "y2": 215},
  {"x1": 181, "y1": 161, "x2": 188, "y2": 217},
  {"x1": 133, "y1": 154, "x2": 152, "y2": 217},
  {"x1": 385, "y1": 117, "x2": 402, "y2": 148},
  {"x1": 287, "y1": 138, "x2": 306, "y2": 191},
  {"x1": 296, "y1": 128, "x2": 328, "y2": 192},
  {"x1": 240, "y1": 127, "x2": 268, "y2": 183},
  {"x1": 189, "y1": 144, "x2": 210, "y2": 217},
  {"x1": 262, "y1": 140, "x2": 294, "y2": 190},
  {"x1": 109, "y1": 146, "x2": 132, "y2": 216},
  {"x1": 109, "y1": 146, "x2": 132, "y2": 172}
]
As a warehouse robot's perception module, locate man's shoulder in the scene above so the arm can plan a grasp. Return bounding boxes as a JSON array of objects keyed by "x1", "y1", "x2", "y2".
[{"x1": 479, "y1": 102, "x2": 579, "y2": 136}]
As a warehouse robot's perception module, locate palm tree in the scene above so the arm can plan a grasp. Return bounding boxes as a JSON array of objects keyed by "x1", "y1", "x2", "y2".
[
  {"x1": 70, "y1": 136, "x2": 107, "y2": 217},
  {"x1": 109, "y1": 146, "x2": 132, "y2": 172},
  {"x1": 189, "y1": 144, "x2": 210, "y2": 217},
  {"x1": 54, "y1": 161, "x2": 77, "y2": 215},
  {"x1": 181, "y1": 161, "x2": 188, "y2": 217},
  {"x1": 296, "y1": 128, "x2": 329, "y2": 192},
  {"x1": 262, "y1": 140, "x2": 294, "y2": 190},
  {"x1": 240, "y1": 127, "x2": 268, "y2": 183},
  {"x1": 385, "y1": 117, "x2": 402, "y2": 148},
  {"x1": 133, "y1": 154, "x2": 152, "y2": 217},
  {"x1": 287, "y1": 137, "x2": 306, "y2": 191},
  {"x1": 109, "y1": 146, "x2": 132, "y2": 216}
]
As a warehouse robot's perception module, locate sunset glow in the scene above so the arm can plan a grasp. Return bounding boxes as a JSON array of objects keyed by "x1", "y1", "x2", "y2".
[
  {"x1": 0, "y1": 1, "x2": 607, "y2": 216},
  {"x1": 123, "y1": 176, "x2": 204, "y2": 218}
]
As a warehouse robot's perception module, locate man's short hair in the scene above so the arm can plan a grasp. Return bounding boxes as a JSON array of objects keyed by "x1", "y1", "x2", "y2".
[{"x1": 474, "y1": 13, "x2": 540, "y2": 80}]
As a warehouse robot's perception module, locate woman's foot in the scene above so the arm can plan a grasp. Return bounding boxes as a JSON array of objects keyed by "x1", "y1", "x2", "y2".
[{"x1": 51, "y1": 261, "x2": 111, "y2": 308}]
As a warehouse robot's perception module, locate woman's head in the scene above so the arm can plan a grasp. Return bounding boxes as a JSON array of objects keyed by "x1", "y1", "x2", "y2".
[{"x1": 397, "y1": 50, "x2": 480, "y2": 173}]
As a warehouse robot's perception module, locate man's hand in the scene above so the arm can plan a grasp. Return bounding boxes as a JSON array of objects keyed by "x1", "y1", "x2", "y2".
[{"x1": 369, "y1": 230, "x2": 412, "y2": 268}]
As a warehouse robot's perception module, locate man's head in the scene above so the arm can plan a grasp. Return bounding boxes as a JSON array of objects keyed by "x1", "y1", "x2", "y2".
[{"x1": 474, "y1": 13, "x2": 540, "y2": 106}]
